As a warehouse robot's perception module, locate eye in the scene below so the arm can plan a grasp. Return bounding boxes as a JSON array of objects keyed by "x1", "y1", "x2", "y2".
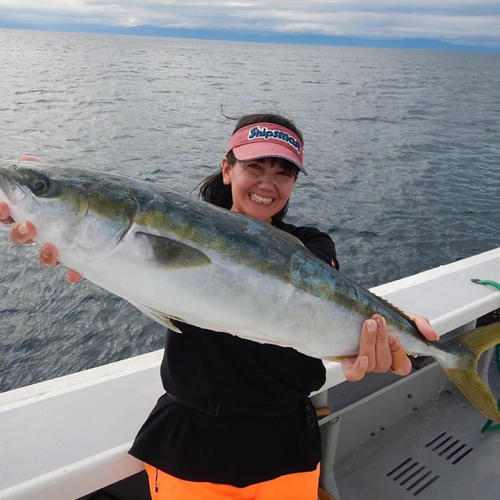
[
  {"x1": 278, "y1": 170, "x2": 292, "y2": 177},
  {"x1": 32, "y1": 178, "x2": 49, "y2": 195}
]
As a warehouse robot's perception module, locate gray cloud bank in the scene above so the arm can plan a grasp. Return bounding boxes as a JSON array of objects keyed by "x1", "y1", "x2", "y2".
[{"x1": 1, "y1": 1, "x2": 499, "y2": 49}]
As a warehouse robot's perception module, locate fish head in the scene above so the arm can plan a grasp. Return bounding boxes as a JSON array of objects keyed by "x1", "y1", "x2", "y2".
[{"x1": 0, "y1": 161, "x2": 136, "y2": 265}]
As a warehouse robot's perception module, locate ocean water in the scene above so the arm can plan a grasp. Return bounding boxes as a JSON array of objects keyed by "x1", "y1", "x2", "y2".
[{"x1": 0, "y1": 29, "x2": 499, "y2": 392}]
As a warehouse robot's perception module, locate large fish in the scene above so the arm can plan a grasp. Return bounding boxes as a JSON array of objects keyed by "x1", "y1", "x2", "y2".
[{"x1": 1, "y1": 160, "x2": 499, "y2": 421}]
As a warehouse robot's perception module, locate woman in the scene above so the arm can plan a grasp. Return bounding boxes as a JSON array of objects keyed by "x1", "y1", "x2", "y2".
[{"x1": 0, "y1": 114, "x2": 437, "y2": 500}]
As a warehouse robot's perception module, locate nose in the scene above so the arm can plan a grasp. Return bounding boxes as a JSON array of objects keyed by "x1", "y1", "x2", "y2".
[{"x1": 257, "y1": 169, "x2": 276, "y2": 190}]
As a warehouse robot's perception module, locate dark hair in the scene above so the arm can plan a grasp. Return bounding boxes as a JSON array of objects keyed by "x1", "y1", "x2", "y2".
[{"x1": 199, "y1": 113, "x2": 303, "y2": 222}]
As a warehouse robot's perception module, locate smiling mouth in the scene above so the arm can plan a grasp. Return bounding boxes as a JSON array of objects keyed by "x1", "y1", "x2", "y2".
[{"x1": 249, "y1": 193, "x2": 274, "y2": 205}]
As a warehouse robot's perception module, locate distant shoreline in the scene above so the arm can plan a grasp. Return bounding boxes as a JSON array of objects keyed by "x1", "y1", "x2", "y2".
[{"x1": 1, "y1": 24, "x2": 499, "y2": 54}]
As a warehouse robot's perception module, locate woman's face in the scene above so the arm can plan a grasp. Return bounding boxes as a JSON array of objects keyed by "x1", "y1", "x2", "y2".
[{"x1": 222, "y1": 157, "x2": 297, "y2": 223}]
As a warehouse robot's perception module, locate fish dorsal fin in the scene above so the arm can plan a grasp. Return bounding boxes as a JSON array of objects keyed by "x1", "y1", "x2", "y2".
[
  {"x1": 338, "y1": 270, "x2": 420, "y2": 332},
  {"x1": 135, "y1": 231, "x2": 211, "y2": 269},
  {"x1": 364, "y1": 286, "x2": 420, "y2": 331},
  {"x1": 374, "y1": 292, "x2": 411, "y2": 319},
  {"x1": 129, "y1": 300, "x2": 185, "y2": 333}
]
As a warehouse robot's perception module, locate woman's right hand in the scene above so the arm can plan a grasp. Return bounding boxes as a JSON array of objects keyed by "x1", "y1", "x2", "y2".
[{"x1": 0, "y1": 202, "x2": 83, "y2": 283}]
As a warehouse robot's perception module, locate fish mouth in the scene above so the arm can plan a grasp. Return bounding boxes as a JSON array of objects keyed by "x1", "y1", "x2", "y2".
[
  {"x1": 0, "y1": 171, "x2": 13, "y2": 201},
  {"x1": 0, "y1": 164, "x2": 28, "y2": 206}
]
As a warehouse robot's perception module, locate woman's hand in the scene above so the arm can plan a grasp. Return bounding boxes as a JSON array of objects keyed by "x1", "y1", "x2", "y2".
[
  {"x1": 341, "y1": 313, "x2": 438, "y2": 381},
  {"x1": 1, "y1": 202, "x2": 84, "y2": 283},
  {"x1": 0, "y1": 155, "x2": 84, "y2": 283}
]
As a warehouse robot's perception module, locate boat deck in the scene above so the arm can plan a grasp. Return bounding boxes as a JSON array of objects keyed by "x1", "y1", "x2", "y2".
[
  {"x1": 1, "y1": 248, "x2": 500, "y2": 500},
  {"x1": 334, "y1": 355, "x2": 500, "y2": 500},
  {"x1": 79, "y1": 351, "x2": 500, "y2": 500}
]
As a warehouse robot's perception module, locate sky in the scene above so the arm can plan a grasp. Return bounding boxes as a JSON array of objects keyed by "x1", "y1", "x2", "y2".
[{"x1": 1, "y1": 0, "x2": 500, "y2": 51}]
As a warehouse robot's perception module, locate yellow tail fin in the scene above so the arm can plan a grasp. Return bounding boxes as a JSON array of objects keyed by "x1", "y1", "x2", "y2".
[{"x1": 441, "y1": 322, "x2": 500, "y2": 422}]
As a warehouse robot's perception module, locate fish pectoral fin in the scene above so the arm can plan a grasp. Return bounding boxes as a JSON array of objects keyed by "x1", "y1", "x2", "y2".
[
  {"x1": 129, "y1": 300, "x2": 184, "y2": 333},
  {"x1": 135, "y1": 231, "x2": 211, "y2": 269}
]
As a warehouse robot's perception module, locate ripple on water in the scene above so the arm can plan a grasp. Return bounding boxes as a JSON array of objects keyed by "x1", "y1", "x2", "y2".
[{"x1": 0, "y1": 31, "x2": 499, "y2": 391}]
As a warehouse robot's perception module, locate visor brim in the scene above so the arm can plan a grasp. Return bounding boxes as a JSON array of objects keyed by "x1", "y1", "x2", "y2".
[{"x1": 232, "y1": 143, "x2": 307, "y2": 175}]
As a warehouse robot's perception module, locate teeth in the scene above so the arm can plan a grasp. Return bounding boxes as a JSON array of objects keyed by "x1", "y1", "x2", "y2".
[{"x1": 250, "y1": 193, "x2": 273, "y2": 205}]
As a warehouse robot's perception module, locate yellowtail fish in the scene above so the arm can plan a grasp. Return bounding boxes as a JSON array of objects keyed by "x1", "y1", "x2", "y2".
[{"x1": 0, "y1": 160, "x2": 499, "y2": 421}]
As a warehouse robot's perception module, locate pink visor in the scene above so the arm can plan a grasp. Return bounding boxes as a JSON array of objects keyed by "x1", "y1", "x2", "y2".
[{"x1": 226, "y1": 122, "x2": 307, "y2": 175}]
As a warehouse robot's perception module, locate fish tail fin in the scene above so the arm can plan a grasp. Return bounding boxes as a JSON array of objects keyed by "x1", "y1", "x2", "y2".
[{"x1": 439, "y1": 322, "x2": 500, "y2": 422}]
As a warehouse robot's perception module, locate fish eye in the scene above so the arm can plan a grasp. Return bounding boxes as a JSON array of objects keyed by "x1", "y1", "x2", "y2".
[{"x1": 32, "y1": 178, "x2": 49, "y2": 195}]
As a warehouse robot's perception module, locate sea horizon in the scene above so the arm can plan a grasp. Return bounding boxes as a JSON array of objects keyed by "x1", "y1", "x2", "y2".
[{"x1": 1, "y1": 23, "x2": 499, "y2": 54}]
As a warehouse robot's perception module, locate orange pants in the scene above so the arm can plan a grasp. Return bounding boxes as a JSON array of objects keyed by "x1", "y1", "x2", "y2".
[{"x1": 144, "y1": 463, "x2": 320, "y2": 500}]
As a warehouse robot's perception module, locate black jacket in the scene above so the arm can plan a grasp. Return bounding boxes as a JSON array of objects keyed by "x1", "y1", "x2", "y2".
[{"x1": 130, "y1": 220, "x2": 338, "y2": 487}]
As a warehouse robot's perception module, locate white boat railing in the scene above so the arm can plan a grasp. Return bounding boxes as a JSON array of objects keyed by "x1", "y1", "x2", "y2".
[{"x1": 1, "y1": 248, "x2": 500, "y2": 500}]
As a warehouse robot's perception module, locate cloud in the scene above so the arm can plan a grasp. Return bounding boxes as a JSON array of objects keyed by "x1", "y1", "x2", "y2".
[
  {"x1": 238, "y1": 9, "x2": 500, "y2": 40},
  {"x1": 1, "y1": 0, "x2": 499, "y2": 47}
]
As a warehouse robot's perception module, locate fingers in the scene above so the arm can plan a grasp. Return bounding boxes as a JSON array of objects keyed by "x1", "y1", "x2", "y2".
[
  {"x1": 3, "y1": 207, "x2": 83, "y2": 283},
  {"x1": 343, "y1": 312, "x2": 437, "y2": 382},
  {"x1": 67, "y1": 269, "x2": 84, "y2": 283},
  {"x1": 39, "y1": 246, "x2": 84, "y2": 282},
  {"x1": 341, "y1": 356, "x2": 369, "y2": 382},
  {"x1": 374, "y1": 315, "x2": 392, "y2": 373},
  {"x1": 10, "y1": 223, "x2": 63, "y2": 270},
  {"x1": 0, "y1": 202, "x2": 14, "y2": 224},
  {"x1": 413, "y1": 315, "x2": 439, "y2": 341},
  {"x1": 359, "y1": 315, "x2": 392, "y2": 373},
  {"x1": 356, "y1": 319, "x2": 377, "y2": 373},
  {"x1": 39, "y1": 243, "x2": 59, "y2": 268},
  {"x1": 19, "y1": 154, "x2": 44, "y2": 162},
  {"x1": 10, "y1": 221, "x2": 36, "y2": 244},
  {"x1": 404, "y1": 311, "x2": 438, "y2": 340},
  {"x1": 389, "y1": 334, "x2": 412, "y2": 375},
  {"x1": 342, "y1": 316, "x2": 386, "y2": 381},
  {"x1": 342, "y1": 314, "x2": 413, "y2": 381}
]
